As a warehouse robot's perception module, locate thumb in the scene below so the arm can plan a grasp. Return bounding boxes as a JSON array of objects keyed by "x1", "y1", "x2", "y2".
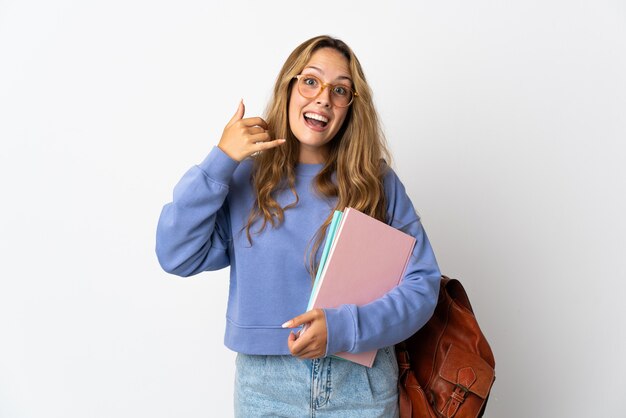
[{"x1": 227, "y1": 99, "x2": 245, "y2": 126}]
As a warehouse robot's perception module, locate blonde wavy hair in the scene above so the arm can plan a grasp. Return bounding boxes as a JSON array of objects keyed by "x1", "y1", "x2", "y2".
[{"x1": 246, "y1": 35, "x2": 391, "y2": 278}]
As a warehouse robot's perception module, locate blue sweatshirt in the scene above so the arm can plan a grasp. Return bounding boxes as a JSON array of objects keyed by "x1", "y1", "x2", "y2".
[{"x1": 156, "y1": 146, "x2": 441, "y2": 357}]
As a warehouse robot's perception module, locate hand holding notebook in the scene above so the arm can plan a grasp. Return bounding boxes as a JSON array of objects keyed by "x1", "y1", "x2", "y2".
[
  {"x1": 304, "y1": 207, "x2": 416, "y2": 367},
  {"x1": 283, "y1": 308, "x2": 327, "y2": 359}
]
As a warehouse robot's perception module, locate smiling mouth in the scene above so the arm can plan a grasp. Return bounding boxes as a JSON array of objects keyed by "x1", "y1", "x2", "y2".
[{"x1": 304, "y1": 112, "x2": 329, "y2": 129}]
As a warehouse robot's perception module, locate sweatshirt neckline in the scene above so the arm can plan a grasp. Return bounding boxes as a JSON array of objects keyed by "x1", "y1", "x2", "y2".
[{"x1": 295, "y1": 163, "x2": 324, "y2": 177}]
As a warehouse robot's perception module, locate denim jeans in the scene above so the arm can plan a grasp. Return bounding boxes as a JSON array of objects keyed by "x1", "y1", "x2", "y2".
[{"x1": 234, "y1": 347, "x2": 399, "y2": 417}]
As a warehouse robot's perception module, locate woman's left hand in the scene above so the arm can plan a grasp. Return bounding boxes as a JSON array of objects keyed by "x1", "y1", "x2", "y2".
[{"x1": 283, "y1": 309, "x2": 328, "y2": 359}]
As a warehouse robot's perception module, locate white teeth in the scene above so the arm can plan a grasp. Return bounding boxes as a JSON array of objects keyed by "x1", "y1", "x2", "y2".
[{"x1": 304, "y1": 112, "x2": 329, "y2": 123}]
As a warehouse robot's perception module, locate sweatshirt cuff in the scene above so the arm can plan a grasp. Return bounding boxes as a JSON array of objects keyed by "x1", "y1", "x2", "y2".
[
  {"x1": 323, "y1": 305, "x2": 356, "y2": 356},
  {"x1": 197, "y1": 146, "x2": 240, "y2": 186}
]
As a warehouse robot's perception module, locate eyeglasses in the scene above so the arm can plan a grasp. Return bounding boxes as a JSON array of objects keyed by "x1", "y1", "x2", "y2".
[{"x1": 293, "y1": 74, "x2": 358, "y2": 108}]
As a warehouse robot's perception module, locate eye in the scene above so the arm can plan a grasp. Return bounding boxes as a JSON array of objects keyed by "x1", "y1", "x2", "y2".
[
  {"x1": 302, "y1": 76, "x2": 319, "y2": 87},
  {"x1": 333, "y1": 85, "x2": 349, "y2": 96}
]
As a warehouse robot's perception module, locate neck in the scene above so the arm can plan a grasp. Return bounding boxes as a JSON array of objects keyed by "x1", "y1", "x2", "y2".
[{"x1": 298, "y1": 145, "x2": 328, "y2": 164}]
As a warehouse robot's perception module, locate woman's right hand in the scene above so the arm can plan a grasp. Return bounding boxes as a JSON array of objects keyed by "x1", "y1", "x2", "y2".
[{"x1": 217, "y1": 100, "x2": 286, "y2": 162}]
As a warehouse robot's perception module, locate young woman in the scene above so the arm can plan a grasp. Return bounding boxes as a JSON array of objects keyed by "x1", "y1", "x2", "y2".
[{"x1": 156, "y1": 35, "x2": 440, "y2": 417}]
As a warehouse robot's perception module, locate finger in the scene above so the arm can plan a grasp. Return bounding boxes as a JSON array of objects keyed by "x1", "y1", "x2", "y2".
[
  {"x1": 287, "y1": 328, "x2": 308, "y2": 351},
  {"x1": 226, "y1": 99, "x2": 245, "y2": 127},
  {"x1": 287, "y1": 331, "x2": 300, "y2": 354},
  {"x1": 287, "y1": 328, "x2": 320, "y2": 356},
  {"x1": 291, "y1": 338, "x2": 325, "y2": 359},
  {"x1": 289, "y1": 337, "x2": 307, "y2": 357},
  {"x1": 297, "y1": 349, "x2": 323, "y2": 360},
  {"x1": 241, "y1": 117, "x2": 269, "y2": 129},
  {"x1": 282, "y1": 315, "x2": 306, "y2": 330},
  {"x1": 254, "y1": 138, "x2": 286, "y2": 151},
  {"x1": 292, "y1": 341, "x2": 324, "y2": 359},
  {"x1": 284, "y1": 309, "x2": 322, "y2": 329},
  {"x1": 248, "y1": 132, "x2": 271, "y2": 143},
  {"x1": 247, "y1": 126, "x2": 266, "y2": 135}
]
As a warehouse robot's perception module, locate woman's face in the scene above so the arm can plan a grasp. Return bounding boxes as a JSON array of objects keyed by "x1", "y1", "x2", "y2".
[{"x1": 288, "y1": 48, "x2": 352, "y2": 164}]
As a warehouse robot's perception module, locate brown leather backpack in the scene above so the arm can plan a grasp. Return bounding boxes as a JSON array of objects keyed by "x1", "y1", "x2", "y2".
[{"x1": 396, "y1": 276, "x2": 496, "y2": 418}]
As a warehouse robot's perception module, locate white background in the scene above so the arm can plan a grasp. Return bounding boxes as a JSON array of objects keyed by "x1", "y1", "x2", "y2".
[{"x1": 1, "y1": 1, "x2": 625, "y2": 417}]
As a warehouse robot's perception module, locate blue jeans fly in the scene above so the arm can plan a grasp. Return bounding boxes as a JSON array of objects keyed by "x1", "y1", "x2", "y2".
[{"x1": 234, "y1": 347, "x2": 399, "y2": 417}]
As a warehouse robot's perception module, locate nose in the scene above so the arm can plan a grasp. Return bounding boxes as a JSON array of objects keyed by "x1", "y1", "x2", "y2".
[{"x1": 316, "y1": 86, "x2": 332, "y2": 107}]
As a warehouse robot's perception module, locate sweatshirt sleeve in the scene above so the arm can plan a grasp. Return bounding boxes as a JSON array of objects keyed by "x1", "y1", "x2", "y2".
[
  {"x1": 322, "y1": 169, "x2": 441, "y2": 356},
  {"x1": 156, "y1": 146, "x2": 239, "y2": 277}
]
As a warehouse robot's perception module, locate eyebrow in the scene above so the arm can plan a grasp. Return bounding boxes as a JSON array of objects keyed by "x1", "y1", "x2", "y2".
[{"x1": 304, "y1": 65, "x2": 352, "y2": 83}]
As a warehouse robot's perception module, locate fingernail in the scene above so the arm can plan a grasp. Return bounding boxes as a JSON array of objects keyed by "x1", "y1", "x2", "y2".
[{"x1": 282, "y1": 320, "x2": 292, "y2": 328}]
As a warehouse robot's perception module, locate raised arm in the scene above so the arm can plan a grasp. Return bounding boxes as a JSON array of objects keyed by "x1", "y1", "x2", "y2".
[
  {"x1": 156, "y1": 101, "x2": 286, "y2": 276},
  {"x1": 156, "y1": 147, "x2": 238, "y2": 276}
]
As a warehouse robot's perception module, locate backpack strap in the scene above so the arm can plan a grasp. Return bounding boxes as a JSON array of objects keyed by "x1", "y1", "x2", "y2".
[
  {"x1": 442, "y1": 275, "x2": 474, "y2": 313},
  {"x1": 395, "y1": 343, "x2": 413, "y2": 417}
]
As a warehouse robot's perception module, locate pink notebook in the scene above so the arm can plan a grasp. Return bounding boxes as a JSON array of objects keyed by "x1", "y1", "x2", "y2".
[{"x1": 309, "y1": 207, "x2": 416, "y2": 367}]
